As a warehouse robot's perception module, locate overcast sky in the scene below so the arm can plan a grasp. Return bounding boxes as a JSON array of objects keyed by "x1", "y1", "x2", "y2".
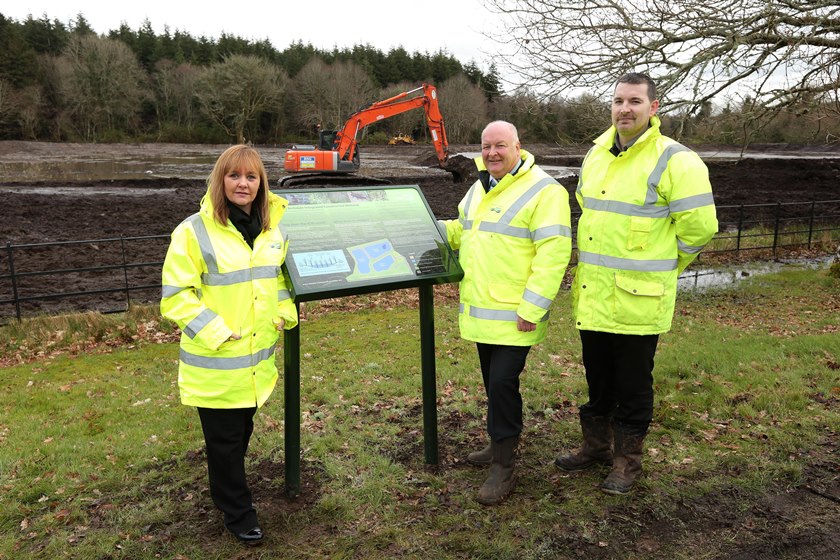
[{"x1": 3, "y1": 1, "x2": 501, "y2": 70}]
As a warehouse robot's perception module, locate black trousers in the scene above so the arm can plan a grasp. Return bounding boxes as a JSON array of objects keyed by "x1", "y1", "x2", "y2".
[
  {"x1": 578, "y1": 330, "x2": 659, "y2": 434},
  {"x1": 196, "y1": 406, "x2": 258, "y2": 533},
  {"x1": 476, "y1": 343, "x2": 531, "y2": 442}
]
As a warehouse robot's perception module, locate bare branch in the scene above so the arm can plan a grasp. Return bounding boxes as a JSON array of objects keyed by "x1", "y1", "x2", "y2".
[{"x1": 486, "y1": 0, "x2": 840, "y2": 135}]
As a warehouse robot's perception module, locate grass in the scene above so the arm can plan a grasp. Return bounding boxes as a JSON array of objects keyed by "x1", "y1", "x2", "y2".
[{"x1": 0, "y1": 266, "x2": 838, "y2": 559}]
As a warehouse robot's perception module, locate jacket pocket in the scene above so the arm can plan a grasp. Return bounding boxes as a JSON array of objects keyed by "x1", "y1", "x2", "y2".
[
  {"x1": 613, "y1": 273, "x2": 664, "y2": 325},
  {"x1": 488, "y1": 282, "x2": 524, "y2": 307},
  {"x1": 627, "y1": 216, "x2": 652, "y2": 251}
]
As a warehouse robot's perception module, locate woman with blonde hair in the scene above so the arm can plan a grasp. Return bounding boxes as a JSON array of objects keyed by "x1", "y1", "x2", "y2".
[{"x1": 161, "y1": 145, "x2": 297, "y2": 545}]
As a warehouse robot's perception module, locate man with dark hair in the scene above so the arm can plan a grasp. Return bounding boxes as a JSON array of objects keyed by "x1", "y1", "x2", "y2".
[{"x1": 555, "y1": 72, "x2": 718, "y2": 494}]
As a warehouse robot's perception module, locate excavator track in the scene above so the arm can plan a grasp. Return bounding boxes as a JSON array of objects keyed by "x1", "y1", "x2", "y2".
[{"x1": 277, "y1": 173, "x2": 392, "y2": 188}]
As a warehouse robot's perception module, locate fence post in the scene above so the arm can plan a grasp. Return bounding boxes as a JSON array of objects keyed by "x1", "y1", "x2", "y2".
[
  {"x1": 736, "y1": 204, "x2": 744, "y2": 254},
  {"x1": 772, "y1": 202, "x2": 781, "y2": 259},
  {"x1": 6, "y1": 242, "x2": 22, "y2": 321},
  {"x1": 808, "y1": 200, "x2": 816, "y2": 249},
  {"x1": 119, "y1": 235, "x2": 131, "y2": 311}
]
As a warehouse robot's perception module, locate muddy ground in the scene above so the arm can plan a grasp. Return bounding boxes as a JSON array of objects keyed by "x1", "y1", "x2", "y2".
[
  {"x1": 0, "y1": 141, "x2": 839, "y2": 319},
  {"x1": 1, "y1": 141, "x2": 839, "y2": 557}
]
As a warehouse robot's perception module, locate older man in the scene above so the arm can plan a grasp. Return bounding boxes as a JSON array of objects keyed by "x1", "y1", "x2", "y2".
[{"x1": 441, "y1": 121, "x2": 572, "y2": 505}]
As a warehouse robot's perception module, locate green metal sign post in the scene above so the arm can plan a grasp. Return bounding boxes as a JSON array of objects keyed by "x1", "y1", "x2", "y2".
[{"x1": 274, "y1": 186, "x2": 462, "y2": 497}]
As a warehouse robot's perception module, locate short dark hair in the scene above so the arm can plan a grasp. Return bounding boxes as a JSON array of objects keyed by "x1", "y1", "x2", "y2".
[{"x1": 616, "y1": 72, "x2": 657, "y2": 102}]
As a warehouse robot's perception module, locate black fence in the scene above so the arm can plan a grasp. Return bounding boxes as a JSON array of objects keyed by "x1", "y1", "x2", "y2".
[{"x1": 2, "y1": 200, "x2": 839, "y2": 322}]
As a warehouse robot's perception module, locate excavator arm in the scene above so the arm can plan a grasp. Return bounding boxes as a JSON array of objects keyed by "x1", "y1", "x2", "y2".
[{"x1": 333, "y1": 84, "x2": 449, "y2": 167}]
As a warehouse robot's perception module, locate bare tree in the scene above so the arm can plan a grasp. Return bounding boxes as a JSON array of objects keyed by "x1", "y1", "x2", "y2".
[
  {"x1": 486, "y1": 0, "x2": 840, "y2": 138},
  {"x1": 285, "y1": 58, "x2": 378, "y2": 136},
  {"x1": 153, "y1": 59, "x2": 201, "y2": 134},
  {"x1": 15, "y1": 85, "x2": 44, "y2": 139},
  {"x1": 0, "y1": 79, "x2": 12, "y2": 128},
  {"x1": 195, "y1": 55, "x2": 287, "y2": 144},
  {"x1": 374, "y1": 81, "x2": 427, "y2": 140},
  {"x1": 56, "y1": 35, "x2": 149, "y2": 141},
  {"x1": 439, "y1": 73, "x2": 489, "y2": 143}
]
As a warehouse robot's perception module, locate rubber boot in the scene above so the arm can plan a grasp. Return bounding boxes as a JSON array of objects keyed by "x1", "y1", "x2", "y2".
[
  {"x1": 467, "y1": 442, "x2": 492, "y2": 466},
  {"x1": 476, "y1": 436, "x2": 518, "y2": 506},
  {"x1": 554, "y1": 415, "x2": 613, "y2": 472},
  {"x1": 600, "y1": 428, "x2": 645, "y2": 495}
]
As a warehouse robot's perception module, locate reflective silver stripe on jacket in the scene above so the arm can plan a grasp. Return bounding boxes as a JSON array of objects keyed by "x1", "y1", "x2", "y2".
[
  {"x1": 496, "y1": 177, "x2": 555, "y2": 222},
  {"x1": 188, "y1": 214, "x2": 219, "y2": 273},
  {"x1": 184, "y1": 308, "x2": 219, "y2": 339},
  {"x1": 459, "y1": 303, "x2": 549, "y2": 322},
  {"x1": 670, "y1": 192, "x2": 715, "y2": 213},
  {"x1": 581, "y1": 198, "x2": 670, "y2": 218},
  {"x1": 533, "y1": 224, "x2": 573, "y2": 241},
  {"x1": 465, "y1": 176, "x2": 564, "y2": 240},
  {"x1": 190, "y1": 213, "x2": 285, "y2": 286},
  {"x1": 460, "y1": 185, "x2": 479, "y2": 229},
  {"x1": 523, "y1": 288, "x2": 553, "y2": 310},
  {"x1": 478, "y1": 221, "x2": 531, "y2": 238},
  {"x1": 278, "y1": 289, "x2": 291, "y2": 301},
  {"x1": 578, "y1": 251, "x2": 677, "y2": 272},
  {"x1": 646, "y1": 144, "x2": 690, "y2": 204},
  {"x1": 180, "y1": 343, "x2": 277, "y2": 370},
  {"x1": 202, "y1": 266, "x2": 280, "y2": 286},
  {"x1": 579, "y1": 143, "x2": 712, "y2": 218},
  {"x1": 678, "y1": 240, "x2": 706, "y2": 254},
  {"x1": 162, "y1": 285, "x2": 187, "y2": 298}
]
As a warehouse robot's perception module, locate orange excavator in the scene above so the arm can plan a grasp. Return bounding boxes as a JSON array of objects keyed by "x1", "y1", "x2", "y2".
[{"x1": 282, "y1": 84, "x2": 449, "y2": 181}]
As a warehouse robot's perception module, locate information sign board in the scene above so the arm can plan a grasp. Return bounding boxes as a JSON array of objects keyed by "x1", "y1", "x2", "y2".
[{"x1": 274, "y1": 185, "x2": 462, "y2": 301}]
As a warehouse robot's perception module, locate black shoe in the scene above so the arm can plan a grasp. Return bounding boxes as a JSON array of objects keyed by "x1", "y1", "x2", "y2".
[{"x1": 234, "y1": 526, "x2": 263, "y2": 545}]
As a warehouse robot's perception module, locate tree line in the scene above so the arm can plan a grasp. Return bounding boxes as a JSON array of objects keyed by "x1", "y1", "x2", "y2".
[{"x1": 0, "y1": 12, "x2": 836, "y2": 146}]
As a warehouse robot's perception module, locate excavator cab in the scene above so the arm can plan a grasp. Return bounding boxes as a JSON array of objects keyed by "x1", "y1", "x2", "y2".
[{"x1": 318, "y1": 130, "x2": 338, "y2": 151}]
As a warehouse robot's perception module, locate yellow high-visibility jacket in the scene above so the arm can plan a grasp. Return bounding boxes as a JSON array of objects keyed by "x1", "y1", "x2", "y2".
[
  {"x1": 573, "y1": 116, "x2": 718, "y2": 335},
  {"x1": 442, "y1": 149, "x2": 572, "y2": 346},
  {"x1": 161, "y1": 190, "x2": 298, "y2": 409}
]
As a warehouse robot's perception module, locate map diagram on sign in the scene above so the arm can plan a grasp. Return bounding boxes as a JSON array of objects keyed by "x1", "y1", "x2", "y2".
[
  {"x1": 346, "y1": 239, "x2": 412, "y2": 281},
  {"x1": 292, "y1": 250, "x2": 351, "y2": 277}
]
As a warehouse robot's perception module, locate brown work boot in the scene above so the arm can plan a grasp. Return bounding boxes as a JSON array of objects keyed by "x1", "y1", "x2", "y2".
[
  {"x1": 554, "y1": 415, "x2": 613, "y2": 472},
  {"x1": 466, "y1": 442, "x2": 492, "y2": 466},
  {"x1": 600, "y1": 428, "x2": 645, "y2": 495},
  {"x1": 476, "y1": 436, "x2": 518, "y2": 506}
]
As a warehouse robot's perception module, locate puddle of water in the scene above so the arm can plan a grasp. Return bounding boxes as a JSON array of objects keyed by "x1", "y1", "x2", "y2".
[
  {"x1": 0, "y1": 186, "x2": 178, "y2": 195},
  {"x1": 678, "y1": 257, "x2": 832, "y2": 291},
  {"x1": 540, "y1": 165, "x2": 578, "y2": 179},
  {"x1": 0, "y1": 156, "x2": 219, "y2": 181},
  {"x1": 0, "y1": 151, "x2": 287, "y2": 181}
]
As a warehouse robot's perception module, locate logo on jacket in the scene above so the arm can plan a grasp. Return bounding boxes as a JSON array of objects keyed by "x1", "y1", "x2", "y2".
[{"x1": 491, "y1": 207, "x2": 502, "y2": 213}]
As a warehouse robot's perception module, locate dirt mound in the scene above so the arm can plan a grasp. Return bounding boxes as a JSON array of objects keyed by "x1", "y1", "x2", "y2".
[{"x1": 413, "y1": 152, "x2": 476, "y2": 184}]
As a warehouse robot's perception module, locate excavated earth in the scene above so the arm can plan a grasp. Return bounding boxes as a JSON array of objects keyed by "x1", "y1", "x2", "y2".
[
  {"x1": 0, "y1": 140, "x2": 838, "y2": 558},
  {"x1": 1, "y1": 141, "x2": 839, "y2": 318}
]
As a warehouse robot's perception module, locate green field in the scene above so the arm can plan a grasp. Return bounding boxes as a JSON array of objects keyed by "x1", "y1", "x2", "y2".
[{"x1": 1, "y1": 266, "x2": 838, "y2": 559}]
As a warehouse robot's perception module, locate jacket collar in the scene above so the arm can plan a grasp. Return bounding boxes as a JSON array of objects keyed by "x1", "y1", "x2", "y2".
[
  {"x1": 474, "y1": 149, "x2": 536, "y2": 192},
  {"x1": 594, "y1": 115, "x2": 662, "y2": 152}
]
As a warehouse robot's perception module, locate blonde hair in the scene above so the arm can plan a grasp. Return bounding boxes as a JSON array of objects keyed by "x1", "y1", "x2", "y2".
[{"x1": 208, "y1": 145, "x2": 271, "y2": 230}]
